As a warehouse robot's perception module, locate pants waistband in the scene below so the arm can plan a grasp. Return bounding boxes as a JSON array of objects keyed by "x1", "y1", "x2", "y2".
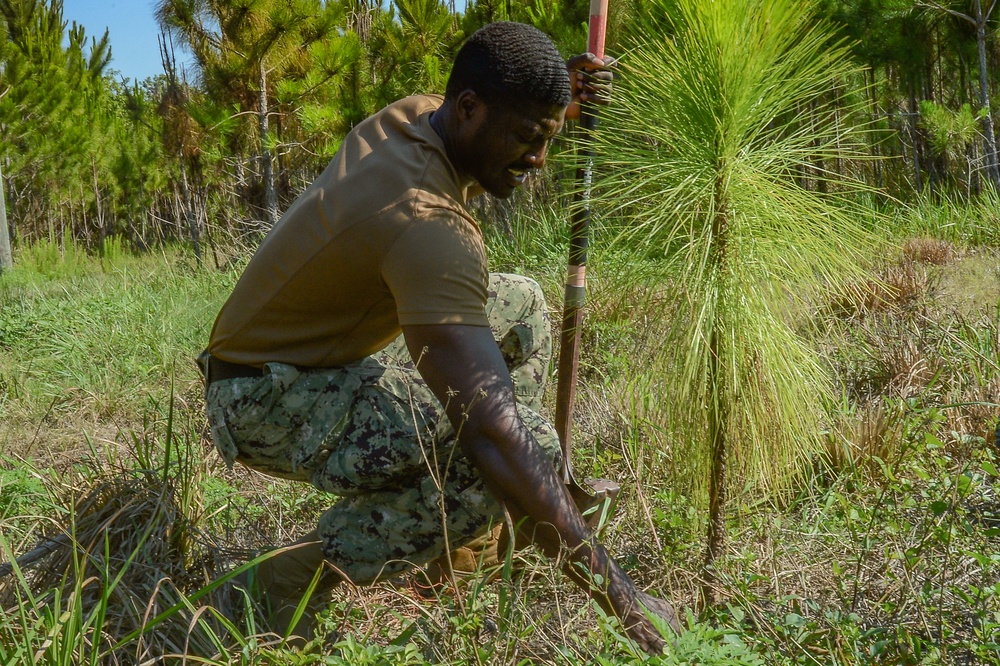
[{"x1": 200, "y1": 353, "x2": 265, "y2": 384}]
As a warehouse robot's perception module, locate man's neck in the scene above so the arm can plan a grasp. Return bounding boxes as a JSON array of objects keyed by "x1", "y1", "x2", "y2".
[
  {"x1": 429, "y1": 99, "x2": 486, "y2": 201},
  {"x1": 430, "y1": 104, "x2": 466, "y2": 182}
]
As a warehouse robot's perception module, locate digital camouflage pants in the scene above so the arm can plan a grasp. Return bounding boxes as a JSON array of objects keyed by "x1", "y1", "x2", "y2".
[{"x1": 204, "y1": 274, "x2": 562, "y2": 584}]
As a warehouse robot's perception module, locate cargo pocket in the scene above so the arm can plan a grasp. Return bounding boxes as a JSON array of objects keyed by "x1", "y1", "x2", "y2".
[
  {"x1": 205, "y1": 381, "x2": 245, "y2": 469},
  {"x1": 283, "y1": 366, "x2": 362, "y2": 477},
  {"x1": 217, "y1": 363, "x2": 305, "y2": 476},
  {"x1": 313, "y1": 361, "x2": 447, "y2": 496}
]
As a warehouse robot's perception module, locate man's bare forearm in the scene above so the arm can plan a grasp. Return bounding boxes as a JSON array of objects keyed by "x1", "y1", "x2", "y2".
[{"x1": 401, "y1": 323, "x2": 676, "y2": 651}]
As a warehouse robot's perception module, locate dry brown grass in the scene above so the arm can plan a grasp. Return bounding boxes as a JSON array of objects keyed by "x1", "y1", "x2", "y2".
[
  {"x1": 824, "y1": 399, "x2": 906, "y2": 475},
  {"x1": 827, "y1": 262, "x2": 937, "y2": 320},
  {"x1": 818, "y1": 240, "x2": 999, "y2": 473},
  {"x1": 4, "y1": 494, "x2": 202, "y2": 661},
  {"x1": 824, "y1": 236, "x2": 960, "y2": 321},
  {"x1": 900, "y1": 237, "x2": 958, "y2": 265}
]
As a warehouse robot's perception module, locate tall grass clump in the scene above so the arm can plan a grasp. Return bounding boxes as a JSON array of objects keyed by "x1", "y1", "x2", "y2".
[
  {"x1": 587, "y1": 0, "x2": 882, "y2": 604},
  {"x1": 0, "y1": 397, "x2": 268, "y2": 665}
]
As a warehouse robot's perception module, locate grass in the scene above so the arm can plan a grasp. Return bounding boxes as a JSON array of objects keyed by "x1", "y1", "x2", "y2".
[
  {"x1": 0, "y1": 239, "x2": 234, "y2": 460},
  {"x1": 0, "y1": 196, "x2": 999, "y2": 663}
]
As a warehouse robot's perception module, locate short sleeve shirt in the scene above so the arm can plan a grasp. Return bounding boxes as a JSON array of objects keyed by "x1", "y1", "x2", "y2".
[{"x1": 207, "y1": 95, "x2": 489, "y2": 368}]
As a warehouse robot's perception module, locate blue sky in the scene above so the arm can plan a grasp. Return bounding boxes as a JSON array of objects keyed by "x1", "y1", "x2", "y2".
[
  {"x1": 59, "y1": 1, "x2": 480, "y2": 84},
  {"x1": 61, "y1": 0, "x2": 192, "y2": 83}
]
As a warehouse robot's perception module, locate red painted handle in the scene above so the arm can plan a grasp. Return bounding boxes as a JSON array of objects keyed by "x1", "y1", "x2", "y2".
[{"x1": 588, "y1": 0, "x2": 609, "y2": 59}]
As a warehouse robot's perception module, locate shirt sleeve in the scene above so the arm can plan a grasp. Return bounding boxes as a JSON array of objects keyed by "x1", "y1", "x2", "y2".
[{"x1": 381, "y1": 212, "x2": 490, "y2": 327}]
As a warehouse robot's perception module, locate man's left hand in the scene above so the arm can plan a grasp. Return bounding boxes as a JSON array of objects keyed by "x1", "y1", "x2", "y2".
[{"x1": 566, "y1": 53, "x2": 616, "y2": 121}]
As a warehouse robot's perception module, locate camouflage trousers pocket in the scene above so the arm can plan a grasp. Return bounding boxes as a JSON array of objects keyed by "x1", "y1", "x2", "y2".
[
  {"x1": 311, "y1": 361, "x2": 450, "y2": 496},
  {"x1": 205, "y1": 385, "x2": 243, "y2": 469},
  {"x1": 207, "y1": 362, "x2": 362, "y2": 481}
]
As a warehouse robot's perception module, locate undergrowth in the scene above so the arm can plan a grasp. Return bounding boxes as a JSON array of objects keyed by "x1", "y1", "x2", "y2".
[{"x1": 1, "y1": 197, "x2": 999, "y2": 663}]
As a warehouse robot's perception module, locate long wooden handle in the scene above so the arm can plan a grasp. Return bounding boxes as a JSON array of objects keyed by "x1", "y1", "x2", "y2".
[{"x1": 555, "y1": 0, "x2": 609, "y2": 486}]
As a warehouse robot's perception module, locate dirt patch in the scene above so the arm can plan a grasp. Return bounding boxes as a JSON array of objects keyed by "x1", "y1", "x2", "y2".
[{"x1": 933, "y1": 246, "x2": 1000, "y2": 320}]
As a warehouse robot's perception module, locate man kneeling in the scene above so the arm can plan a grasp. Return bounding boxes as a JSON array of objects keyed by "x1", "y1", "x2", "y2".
[{"x1": 200, "y1": 21, "x2": 679, "y2": 653}]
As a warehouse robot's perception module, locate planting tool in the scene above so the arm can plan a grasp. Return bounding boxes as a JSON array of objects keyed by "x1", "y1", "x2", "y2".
[{"x1": 555, "y1": 0, "x2": 620, "y2": 525}]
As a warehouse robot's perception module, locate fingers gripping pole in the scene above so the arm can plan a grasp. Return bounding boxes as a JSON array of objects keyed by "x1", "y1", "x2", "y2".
[{"x1": 556, "y1": 0, "x2": 609, "y2": 485}]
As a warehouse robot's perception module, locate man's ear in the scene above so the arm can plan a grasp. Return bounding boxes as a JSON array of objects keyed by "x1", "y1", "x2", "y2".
[{"x1": 455, "y1": 89, "x2": 486, "y2": 122}]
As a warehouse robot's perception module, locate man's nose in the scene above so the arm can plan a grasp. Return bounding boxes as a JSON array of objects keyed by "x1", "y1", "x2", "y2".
[{"x1": 525, "y1": 142, "x2": 549, "y2": 169}]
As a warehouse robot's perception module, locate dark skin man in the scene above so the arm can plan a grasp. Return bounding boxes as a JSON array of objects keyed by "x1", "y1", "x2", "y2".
[{"x1": 237, "y1": 48, "x2": 680, "y2": 654}]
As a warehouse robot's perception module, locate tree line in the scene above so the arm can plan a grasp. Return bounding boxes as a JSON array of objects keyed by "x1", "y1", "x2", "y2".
[{"x1": 1, "y1": 0, "x2": 999, "y2": 263}]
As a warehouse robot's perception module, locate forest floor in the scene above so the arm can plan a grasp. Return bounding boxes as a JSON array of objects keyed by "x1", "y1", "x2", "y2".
[{"x1": 0, "y1": 229, "x2": 998, "y2": 665}]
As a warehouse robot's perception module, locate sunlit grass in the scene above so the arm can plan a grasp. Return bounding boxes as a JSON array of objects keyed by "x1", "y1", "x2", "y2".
[
  {"x1": 2, "y1": 193, "x2": 1000, "y2": 663},
  {"x1": 0, "y1": 241, "x2": 238, "y2": 457}
]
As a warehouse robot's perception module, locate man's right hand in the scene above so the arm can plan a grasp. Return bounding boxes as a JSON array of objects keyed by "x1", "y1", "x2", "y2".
[
  {"x1": 597, "y1": 547, "x2": 680, "y2": 653},
  {"x1": 623, "y1": 589, "x2": 681, "y2": 653}
]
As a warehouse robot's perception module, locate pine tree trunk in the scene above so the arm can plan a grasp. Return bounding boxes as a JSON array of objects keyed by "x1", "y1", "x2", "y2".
[
  {"x1": 0, "y1": 160, "x2": 12, "y2": 272},
  {"x1": 974, "y1": 0, "x2": 1000, "y2": 189},
  {"x1": 810, "y1": 99, "x2": 827, "y2": 193},
  {"x1": 868, "y1": 65, "x2": 883, "y2": 188},
  {"x1": 259, "y1": 62, "x2": 279, "y2": 228},
  {"x1": 702, "y1": 165, "x2": 730, "y2": 608},
  {"x1": 179, "y1": 153, "x2": 201, "y2": 266},
  {"x1": 908, "y1": 80, "x2": 923, "y2": 193},
  {"x1": 703, "y1": 321, "x2": 729, "y2": 608},
  {"x1": 92, "y1": 157, "x2": 106, "y2": 255}
]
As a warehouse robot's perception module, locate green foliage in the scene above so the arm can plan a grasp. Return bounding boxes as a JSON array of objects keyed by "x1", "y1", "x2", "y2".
[
  {"x1": 462, "y1": 0, "x2": 586, "y2": 55},
  {"x1": 1, "y1": 0, "x2": 998, "y2": 252},
  {"x1": 589, "y1": 0, "x2": 880, "y2": 502},
  {"x1": 0, "y1": 0, "x2": 112, "y2": 239},
  {"x1": 920, "y1": 101, "x2": 982, "y2": 158},
  {"x1": 890, "y1": 193, "x2": 1000, "y2": 247},
  {"x1": 0, "y1": 243, "x2": 232, "y2": 427},
  {"x1": 325, "y1": 634, "x2": 429, "y2": 665},
  {"x1": 0, "y1": 459, "x2": 50, "y2": 528},
  {"x1": 732, "y1": 417, "x2": 1000, "y2": 663}
]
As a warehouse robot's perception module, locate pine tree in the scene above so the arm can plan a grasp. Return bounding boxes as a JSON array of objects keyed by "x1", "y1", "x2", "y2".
[
  {"x1": 0, "y1": 0, "x2": 111, "y2": 243},
  {"x1": 919, "y1": 0, "x2": 1000, "y2": 191},
  {"x1": 156, "y1": 0, "x2": 343, "y2": 228},
  {"x1": 0, "y1": 159, "x2": 11, "y2": 271},
  {"x1": 590, "y1": 0, "x2": 880, "y2": 606}
]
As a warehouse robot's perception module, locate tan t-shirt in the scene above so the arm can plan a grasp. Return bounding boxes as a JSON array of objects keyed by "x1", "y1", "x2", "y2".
[{"x1": 207, "y1": 95, "x2": 489, "y2": 368}]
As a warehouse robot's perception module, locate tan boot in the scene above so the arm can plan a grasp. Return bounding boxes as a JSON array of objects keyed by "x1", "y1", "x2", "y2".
[
  {"x1": 244, "y1": 531, "x2": 340, "y2": 644},
  {"x1": 414, "y1": 524, "x2": 509, "y2": 596},
  {"x1": 415, "y1": 480, "x2": 620, "y2": 596}
]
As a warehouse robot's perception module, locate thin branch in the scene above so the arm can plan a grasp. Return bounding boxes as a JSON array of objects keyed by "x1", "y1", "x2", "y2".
[{"x1": 917, "y1": 0, "x2": 976, "y2": 25}]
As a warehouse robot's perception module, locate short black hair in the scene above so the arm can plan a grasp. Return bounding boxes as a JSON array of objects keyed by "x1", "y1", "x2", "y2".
[{"x1": 446, "y1": 22, "x2": 571, "y2": 109}]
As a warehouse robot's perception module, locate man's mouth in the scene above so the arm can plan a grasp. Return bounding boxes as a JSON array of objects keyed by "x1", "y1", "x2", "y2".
[{"x1": 506, "y1": 167, "x2": 529, "y2": 185}]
